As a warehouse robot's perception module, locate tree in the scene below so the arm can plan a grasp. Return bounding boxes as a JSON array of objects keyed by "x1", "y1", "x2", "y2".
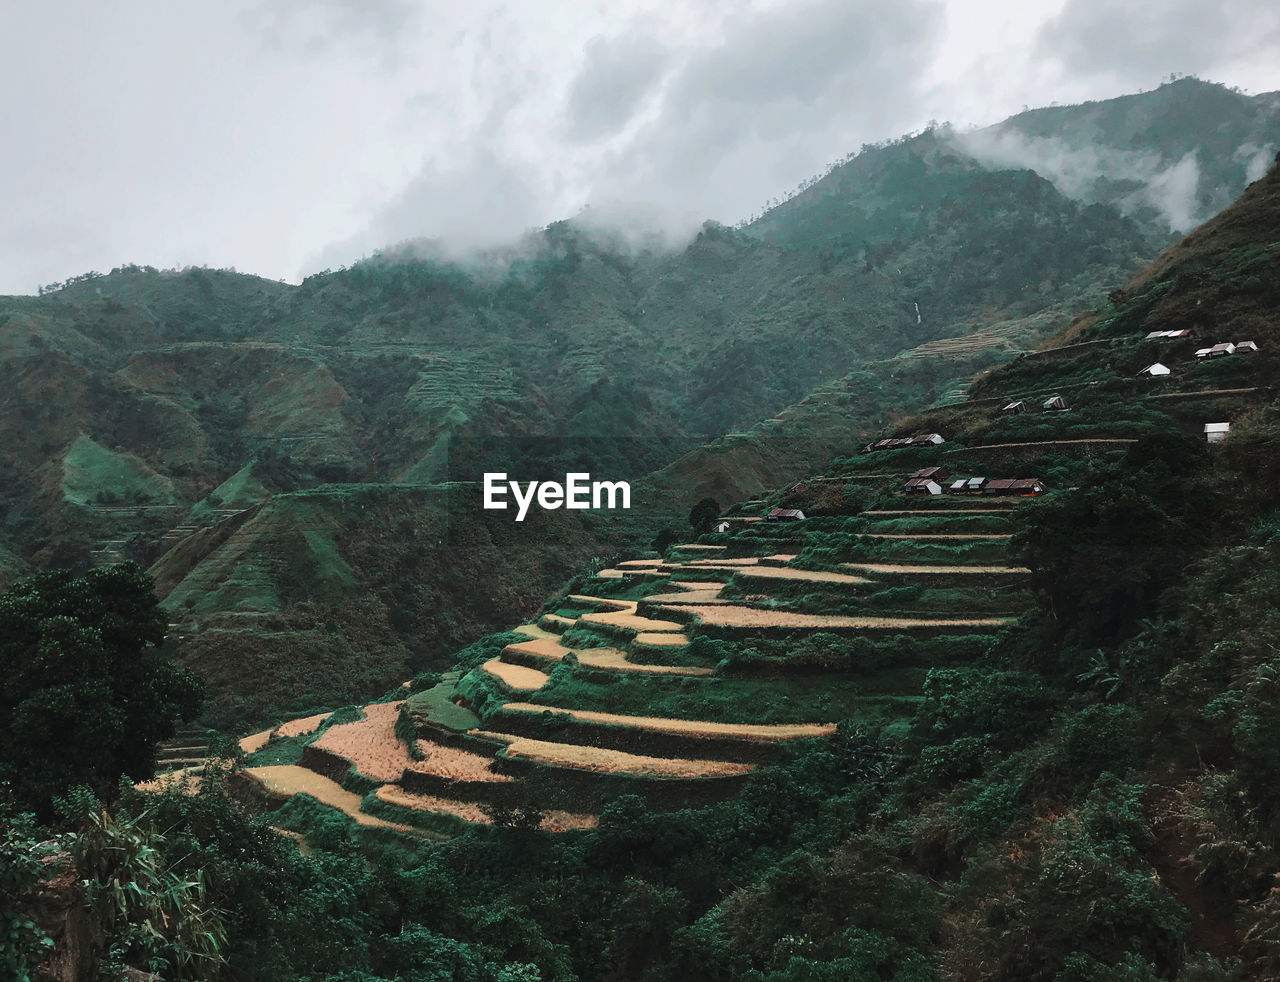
[
  {"x1": 687, "y1": 497, "x2": 721, "y2": 534},
  {"x1": 0, "y1": 564, "x2": 202, "y2": 815}
]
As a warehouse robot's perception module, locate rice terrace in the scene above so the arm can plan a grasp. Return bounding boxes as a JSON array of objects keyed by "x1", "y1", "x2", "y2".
[{"x1": 4, "y1": 33, "x2": 1280, "y2": 982}]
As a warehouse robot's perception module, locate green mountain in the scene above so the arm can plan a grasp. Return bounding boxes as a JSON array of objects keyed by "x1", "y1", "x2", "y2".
[
  {"x1": 0, "y1": 79, "x2": 1275, "y2": 727},
  {"x1": 13, "y1": 149, "x2": 1278, "y2": 982}
]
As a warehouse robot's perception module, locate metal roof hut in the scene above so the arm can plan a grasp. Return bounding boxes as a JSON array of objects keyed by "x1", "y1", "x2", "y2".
[
  {"x1": 966, "y1": 476, "x2": 988, "y2": 494},
  {"x1": 1208, "y1": 342, "x2": 1236, "y2": 358},
  {"x1": 1042, "y1": 395, "x2": 1069, "y2": 412},
  {"x1": 766, "y1": 507, "x2": 807, "y2": 521},
  {"x1": 1009, "y1": 478, "x2": 1047, "y2": 496},
  {"x1": 713, "y1": 521, "x2": 730, "y2": 533},
  {"x1": 912, "y1": 433, "x2": 946, "y2": 446},
  {"x1": 905, "y1": 478, "x2": 943, "y2": 495},
  {"x1": 948, "y1": 478, "x2": 968, "y2": 494},
  {"x1": 1138, "y1": 362, "x2": 1171, "y2": 377},
  {"x1": 1194, "y1": 347, "x2": 1214, "y2": 359},
  {"x1": 909, "y1": 466, "x2": 948, "y2": 481},
  {"x1": 1237, "y1": 340, "x2": 1259, "y2": 352},
  {"x1": 985, "y1": 478, "x2": 1045, "y2": 496},
  {"x1": 1146, "y1": 329, "x2": 1191, "y2": 339},
  {"x1": 1204, "y1": 422, "x2": 1230, "y2": 444},
  {"x1": 1002, "y1": 400, "x2": 1027, "y2": 414}
]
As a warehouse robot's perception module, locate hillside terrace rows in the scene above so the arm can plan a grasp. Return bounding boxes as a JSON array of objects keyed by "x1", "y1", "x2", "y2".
[
  {"x1": 154, "y1": 482, "x2": 1038, "y2": 836},
  {"x1": 141, "y1": 313, "x2": 1271, "y2": 840}
]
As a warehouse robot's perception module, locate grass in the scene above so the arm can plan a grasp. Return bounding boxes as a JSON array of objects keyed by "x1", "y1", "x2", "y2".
[
  {"x1": 61, "y1": 434, "x2": 176, "y2": 507},
  {"x1": 518, "y1": 670, "x2": 928, "y2": 725},
  {"x1": 405, "y1": 682, "x2": 482, "y2": 732}
]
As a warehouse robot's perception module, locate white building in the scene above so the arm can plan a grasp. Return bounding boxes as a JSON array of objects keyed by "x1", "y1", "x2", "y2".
[{"x1": 1204, "y1": 422, "x2": 1231, "y2": 443}]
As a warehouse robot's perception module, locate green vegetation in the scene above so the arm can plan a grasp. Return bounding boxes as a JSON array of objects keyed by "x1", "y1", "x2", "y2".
[
  {"x1": 61, "y1": 435, "x2": 175, "y2": 507},
  {"x1": 5, "y1": 83, "x2": 1280, "y2": 981},
  {"x1": 0, "y1": 564, "x2": 201, "y2": 816}
]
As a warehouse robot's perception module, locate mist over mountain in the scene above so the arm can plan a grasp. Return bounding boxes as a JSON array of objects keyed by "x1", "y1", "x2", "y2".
[{"x1": 1, "y1": 78, "x2": 1276, "y2": 723}]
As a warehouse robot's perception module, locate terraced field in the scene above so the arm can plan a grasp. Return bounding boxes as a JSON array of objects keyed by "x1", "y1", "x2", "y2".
[{"x1": 157, "y1": 437, "x2": 1068, "y2": 835}]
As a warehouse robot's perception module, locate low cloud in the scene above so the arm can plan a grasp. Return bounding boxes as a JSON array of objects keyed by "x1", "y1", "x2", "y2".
[
  {"x1": 562, "y1": 32, "x2": 671, "y2": 143},
  {"x1": 953, "y1": 128, "x2": 1207, "y2": 231},
  {"x1": 1035, "y1": 0, "x2": 1280, "y2": 87},
  {"x1": 1236, "y1": 141, "x2": 1277, "y2": 182}
]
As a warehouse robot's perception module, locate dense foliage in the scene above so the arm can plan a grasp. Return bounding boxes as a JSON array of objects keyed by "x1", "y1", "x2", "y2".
[{"x1": 0, "y1": 564, "x2": 201, "y2": 815}]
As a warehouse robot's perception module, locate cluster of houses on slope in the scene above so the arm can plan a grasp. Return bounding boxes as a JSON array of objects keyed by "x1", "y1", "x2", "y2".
[
  {"x1": 1137, "y1": 334, "x2": 1259, "y2": 378},
  {"x1": 1195, "y1": 340, "x2": 1258, "y2": 358},
  {"x1": 861, "y1": 433, "x2": 946, "y2": 454},
  {"x1": 1002, "y1": 395, "x2": 1069, "y2": 414},
  {"x1": 906, "y1": 467, "x2": 1046, "y2": 497}
]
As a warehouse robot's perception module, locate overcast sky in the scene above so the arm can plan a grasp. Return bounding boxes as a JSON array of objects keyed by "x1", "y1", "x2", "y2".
[{"x1": 2, "y1": 0, "x2": 1278, "y2": 295}]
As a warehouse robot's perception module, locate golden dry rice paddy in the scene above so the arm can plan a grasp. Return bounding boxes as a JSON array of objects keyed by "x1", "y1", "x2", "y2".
[
  {"x1": 503, "y1": 638, "x2": 710, "y2": 676},
  {"x1": 311, "y1": 702, "x2": 511, "y2": 783},
  {"x1": 660, "y1": 604, "x2": 1012, "y2": 630},
  {"x1": 734, "y1": 567, "x2": 869, "y2": 584},
  {"x1": 635, "y1": 632, "x2": 690, "y2": 647},
  {"x1": 275, "y1": 712, "x2": 331, "y2": 739},
  {"x1": 480, "y1": 657, "x2": 551, "y2": 691},
  {"x1": 243, "y1": 765, "x2": 416, "y2": 832},
  {"x1": 238, "y1": 728, "x2": 274, "y2": 754},
  {"x1": 842, "y1": 562, "x2": 1031, "y2": 574},
  {"x1": 373, "y1": 785, "x2": 597, "y2": 831},
  {"x1": 499, "y1": 703, "x2": 835, "y2": 741},
  {"x1": 474, "y1": 732, "x2": 756, "y2": 778}
]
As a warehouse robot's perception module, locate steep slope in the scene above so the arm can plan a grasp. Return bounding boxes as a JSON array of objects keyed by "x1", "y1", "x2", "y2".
[
  {"x1": 3, "y1": 83, "x2": 1277, "y2": 727},
  {"x1": 150, "y1": 484, "x2": 609, "y2": 727}
]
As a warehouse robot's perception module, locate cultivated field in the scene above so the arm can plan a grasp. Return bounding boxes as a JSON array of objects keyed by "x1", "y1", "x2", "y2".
[
  {"x1": 475, "y1": 732, "x2": 756, "y2": 778},
  {"x1": 238, "y1": 728, "x2": 274, "y2": 753},
  {"x1": 480, "y1": 657, "x2": 550, "y2": 691},
  {"x1": 580, "y1": 608, "x2": 685, "y2": 633},
  {"x1": 243, "y1": 765, "x2": 415, "y2": 832},
  {"x1": 504, "y1": 637, "x2": 710, "y2": 675},
  {"x1": 373, "y1": 785, "x2": 597, "y2": 831},
  {"x1": 842, "y1": 562, "x2": 1031, "y2": 574},
  {"x1": 734, "y1": 567, "x2": 869, "y2": 584},
  {"x1": 311, "y1": 701, "x2": 511, "y2": 783},
  {"x1": 275, "y1": 712, "x2": 331, "y2": 739},
  {"x1": 498, "y1": 703, "x2": 836, "y2": 741},
  {"x1": 662, "y1": 604, "x2": 1012, "y2": 630}
]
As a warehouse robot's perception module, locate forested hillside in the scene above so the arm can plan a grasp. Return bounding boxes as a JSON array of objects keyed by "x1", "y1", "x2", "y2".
[
  {"x1": 7, "y1": 146, "x2": 1279, "y2": 982},
  {"x1": 0, "y1": 79, "x2": 1275, "y2": 731}
]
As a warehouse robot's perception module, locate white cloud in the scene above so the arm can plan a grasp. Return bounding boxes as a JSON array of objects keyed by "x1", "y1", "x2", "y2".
[{"x1": 0, "y1": 0, "x2": 1276, "y2": 294}]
